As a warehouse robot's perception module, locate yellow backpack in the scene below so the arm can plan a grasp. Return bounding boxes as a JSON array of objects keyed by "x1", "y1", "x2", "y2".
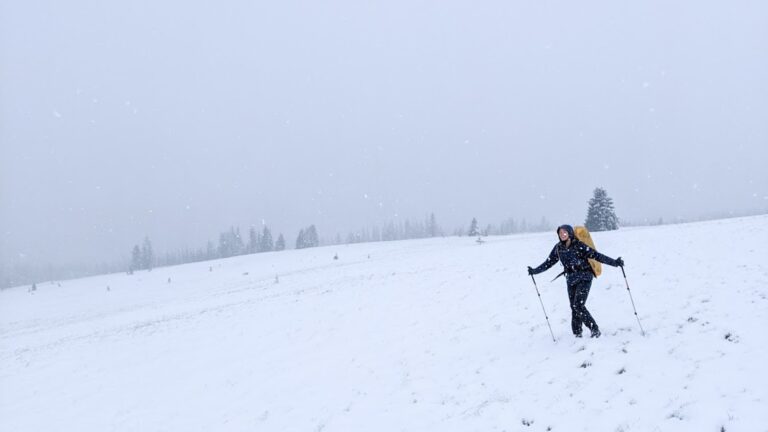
[{"x1": 574, "y1": 226, "x2": 602, "y2": 277}]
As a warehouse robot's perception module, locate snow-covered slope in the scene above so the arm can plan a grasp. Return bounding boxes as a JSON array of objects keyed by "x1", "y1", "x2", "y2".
[{"x1": 2, "y1": 216, "x2": 767, "y2": 431}]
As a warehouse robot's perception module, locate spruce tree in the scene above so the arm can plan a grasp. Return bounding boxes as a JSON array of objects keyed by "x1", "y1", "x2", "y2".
[
  {"x1": 295, "y1": 225, "x2": 319, "y2": 248},
  {"x1": 218, "y1": 232, "x2": 230, "y2": 258},
  {"x1": 428, "y1": 213, "x2": 440, "y2": 237},
  {"x1": 248, "y1": 226, "x2": 260, "y2": 254},
  {"x1": 275, "y1": 234, "x2": 286, "y2": 251},
  {"x1": 468, "y1": 218, "x2": 480, "y2": 236},
  {"x1": 131, "y1": 245, "x2": 142, "y2": 271},
  {"x1": 260, "y1": 226, "x2": 274, "y2": 252},
  {"x1": 305, "y1": 225, "x2": 319, "y2": 247},
  {"x1": 233, "y1": 227, "x2": 244, "y2": 255},
  {"x1": 218, "y1": 227, "x2": 244, "y2": 258},
  {"x1": 141, "y1": 237, "x2": 154, "y2": 270},
  {"x1": 585, "y1": 187, "x2": 619, "y2": 231}
]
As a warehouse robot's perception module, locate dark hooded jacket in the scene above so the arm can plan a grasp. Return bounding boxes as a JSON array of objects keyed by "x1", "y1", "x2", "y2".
[{"x1": 531, "y1": 224, "x2": 620, "y2": 284}]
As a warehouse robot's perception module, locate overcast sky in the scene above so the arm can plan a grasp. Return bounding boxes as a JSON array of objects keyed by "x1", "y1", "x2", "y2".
[{"x1": 1, "y1": 0, "x2": 767, "y2": 267}]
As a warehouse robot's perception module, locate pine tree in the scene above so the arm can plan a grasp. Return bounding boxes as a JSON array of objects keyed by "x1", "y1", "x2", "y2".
[
  {"x1": 468, "y1": 217, "x2": 480, "y2": 236},
  {"x1": 295, "y1": 225, "x2": 319, "y2": 248},
  {"x1": 218, "y1": 232, "x2": 229, "y2": 257},
  {"x1": 233, "y1": 227, "x2": 244, "y2": 255},
  {"x1": 275, "y1": 234, "x2": 286, "y2": 251},
  {"x1": 305, "y1": 225, "x2": 319, "y2": 248},
  {"x1": 427, "y1": 213, "x2": 440, "y2": 237},
  {"x1": 141, "y1": 237, "x2": 154, "y2": 270},
  {"x1": 131, "y1": 245, "x2": 142, "y2": 271},
  {"x1": 585, "y1": 187, "x2": 619, "y2": 231},
  {"x1": 248, "y1": 226, "x2": 260, "y2": 254},
  {"x1": 218, "y1": 227, "x2": 244, "y2": 258},
  {"x1": 260, "y1": 226, "x2": 274, "y2": 252}
]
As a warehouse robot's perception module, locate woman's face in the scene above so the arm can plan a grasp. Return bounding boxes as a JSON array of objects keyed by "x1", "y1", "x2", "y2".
[{"x1": 558, "y1": 228, "x2": 570, "y2": 241}]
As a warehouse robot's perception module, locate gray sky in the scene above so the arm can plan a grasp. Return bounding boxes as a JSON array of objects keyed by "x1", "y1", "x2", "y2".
[{"x1": 2, "y1": 0, "x2": 767, "y2": 267}]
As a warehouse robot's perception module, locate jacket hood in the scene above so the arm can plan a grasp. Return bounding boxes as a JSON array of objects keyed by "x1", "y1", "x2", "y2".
[{"x1": 556, "y1": 224, "x2": 575, "y2": 242}]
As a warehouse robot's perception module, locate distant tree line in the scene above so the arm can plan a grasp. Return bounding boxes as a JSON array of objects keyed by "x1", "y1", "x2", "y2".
[
  {"x1": 7, "y1": 187, "x2": 692, "y2": 290},
  {"x1": 328, "y1": 213, "x2": 557, "y2": 245},
  {"x1": 128, "y1": 187, "x2": 622, "y2": 274},
  {"x1": 454, "y1": 216, "x2": 553, "y2": 237},
  {"x1": 342, "y1": 213, "x2": 442, "y2": 244},
  {"x1": 127, "y1": 224, "x2": 297, "y2": 272}
]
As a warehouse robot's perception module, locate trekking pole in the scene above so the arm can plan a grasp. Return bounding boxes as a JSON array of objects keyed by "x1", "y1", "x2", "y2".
[
  {"x1": 529, "y1": 274, "x2": 556, "y2": 342},
  {"x1": 620, "y1": 266, "x2": 646, "y2": 336}
]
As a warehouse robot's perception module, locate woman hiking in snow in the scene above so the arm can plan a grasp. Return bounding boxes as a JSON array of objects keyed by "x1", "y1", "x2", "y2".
[{"x1": 527, "y1": 224, "x2": 624, "y2": 338}]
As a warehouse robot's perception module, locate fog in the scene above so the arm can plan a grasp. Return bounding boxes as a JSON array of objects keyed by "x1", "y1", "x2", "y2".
[{"x1": 1, "y1": 1, "x2": 766, "y2": 278}]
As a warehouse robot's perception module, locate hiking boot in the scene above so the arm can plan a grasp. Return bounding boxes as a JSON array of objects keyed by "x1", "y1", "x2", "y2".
[
  {"x1": 590, "y1": 329, "x2": 601, "y2": 338},
  {"x1": 574, "y1": 333, "x2": 583, "y2": 338}
]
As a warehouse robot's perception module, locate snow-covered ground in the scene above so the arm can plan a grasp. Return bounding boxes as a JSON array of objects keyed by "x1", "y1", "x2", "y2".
[{"x1": 2, "y1": 216, "x2": 767, "y2": 431}]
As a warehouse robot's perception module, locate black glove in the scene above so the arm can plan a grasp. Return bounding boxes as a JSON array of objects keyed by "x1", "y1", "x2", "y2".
[
  {"x1": 615, "y1": 257, "x2": 624, "y2": 267},
  {"x1": 527, "y1": 266, "x2": 535, "y2": 276}
]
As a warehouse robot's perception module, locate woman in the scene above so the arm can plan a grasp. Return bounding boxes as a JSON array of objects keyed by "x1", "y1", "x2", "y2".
[{"x1": 527, "y1": 225, "x2": 624, "y2": 338}]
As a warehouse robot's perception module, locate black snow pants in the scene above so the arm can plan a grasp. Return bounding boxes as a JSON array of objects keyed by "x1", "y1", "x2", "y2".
[{"x1": 567, "y1": 279, "x2": 598, "y2": 335}]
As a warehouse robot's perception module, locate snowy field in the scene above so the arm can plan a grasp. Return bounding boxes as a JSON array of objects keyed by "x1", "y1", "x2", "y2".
[{"x1": 1, "y1": 216, "x2": 767, "y2": 432}]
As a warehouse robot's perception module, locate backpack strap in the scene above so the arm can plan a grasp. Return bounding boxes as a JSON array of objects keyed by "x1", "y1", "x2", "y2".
[{"x1": 551, "y1": 271, "x2": 565, "y2": 282}]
